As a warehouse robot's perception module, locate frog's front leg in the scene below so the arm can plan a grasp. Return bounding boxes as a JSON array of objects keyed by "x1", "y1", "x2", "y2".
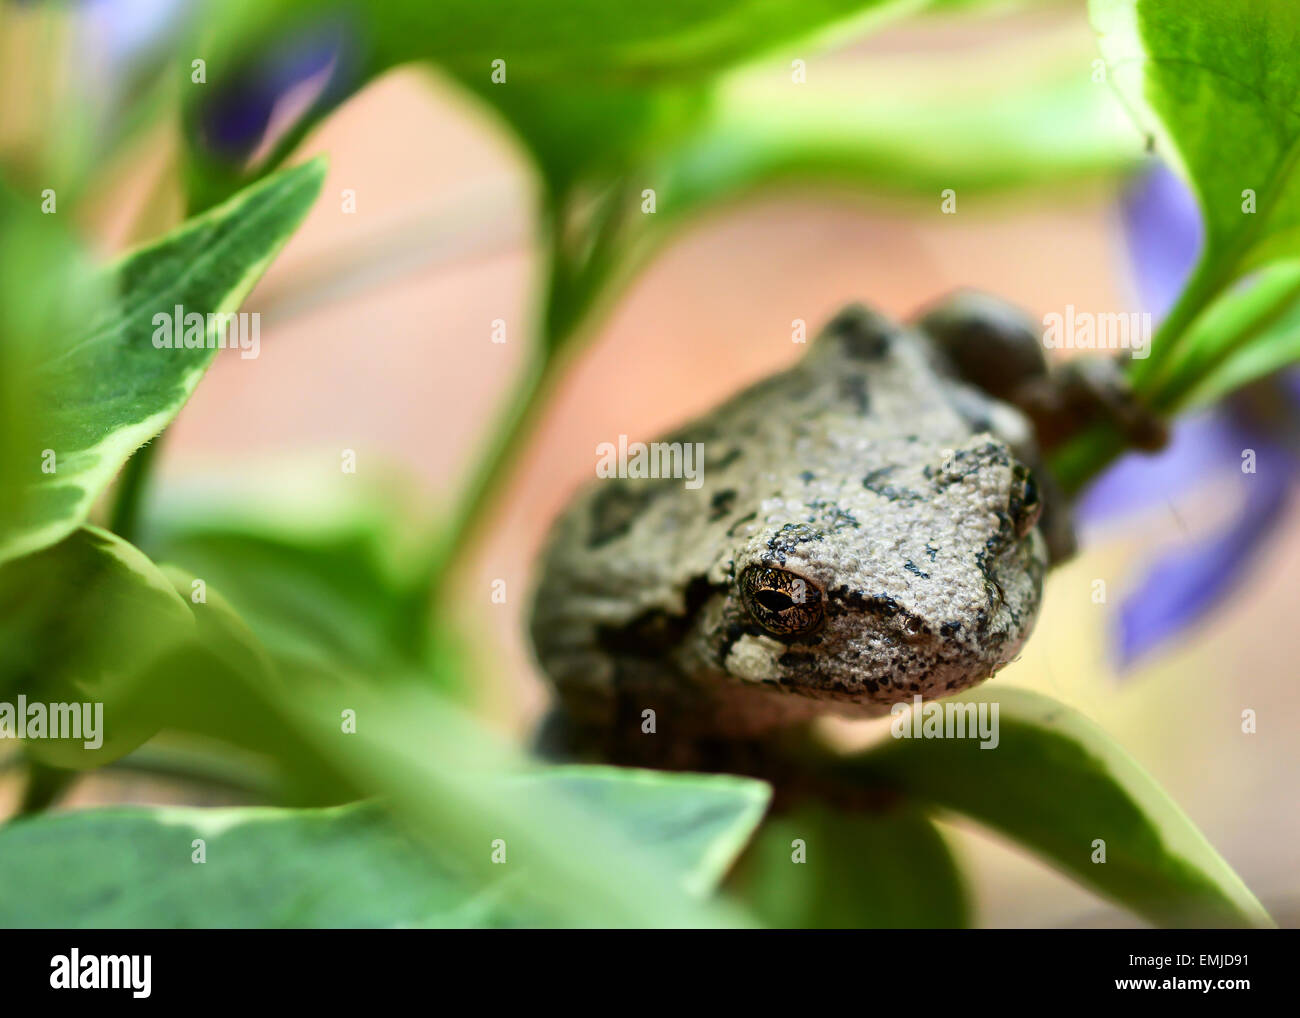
[
  {"x1": 913, "y1": 291, "x2": 1169, "y2": 565},
  {"x1": 914, "y1": 290, "x2": 1169, "y2": 454}
]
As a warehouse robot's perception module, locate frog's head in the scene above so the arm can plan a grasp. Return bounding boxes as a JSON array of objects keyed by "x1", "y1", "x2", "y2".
[{"x1": 703, "y1": 436, "x2": 1047, "y2": 715}]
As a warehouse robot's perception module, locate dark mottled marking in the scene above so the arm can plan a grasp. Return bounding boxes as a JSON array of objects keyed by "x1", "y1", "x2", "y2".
[
  {"x1": 863, "y1": 466, "x2": 925, "y2": 505},
  {"x1": 597, "y1": 575, "x2": 717, "y2": 657},
  {"x1": 839, "y1": 373, "x2": 870, "y2": 413},
  {"x1": 828, "y1": 304, "x2": 894, "y2": 360},
  {"x1": 799, "y1": 470, "x2": 815, "y2": 483},
  {"x1": 806, "y1": 499, "x2": 860, "y2": 531},
  {"x1": 709, "y1": 489, "x2": 736, "y2": 521},
  {"x1": 904, "y1": 559, "x2": 930, "y2": 579},
  {"x1": 726, "y1": 511, "x2": 757, "y2": 537},
  {"x1": 778, "y1": 650, "x2": 817, "y2": 670},
  {"x1": 940, "y1": 620, "x2": 963, "y2": 637},
  {"x1": 588, "y1": 480, "x2": 669, "y2": 547},
  {"x1": 765, "y1": 522, "x2": 823, "y2": 563},
  {"x1": 711, "y1": 447, "x2": 742, "y2": 471},
  {"x1": 831, "y1": 586, "x2": 905, "y2": 620}
]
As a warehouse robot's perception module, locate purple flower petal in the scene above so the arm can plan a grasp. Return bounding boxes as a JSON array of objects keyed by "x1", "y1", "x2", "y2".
[
  {"x1": 194, "y1": 21, "x2": 353, "y2": 163},
  {"x1": 1114, "y1": 437, "x2": 1292, "y2": 669},
  {"x1": 1075, "y1": 412, "x2": 1242, "y2": 530},
  {"x1": 1120, "y1": 161, "x2": 1203, "y2": 320}
]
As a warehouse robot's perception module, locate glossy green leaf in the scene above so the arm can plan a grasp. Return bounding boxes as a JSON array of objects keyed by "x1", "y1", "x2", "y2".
[
  {"x1": 538, "y1": 765, "x2": 771, "y2": 896},
  {"x1": 1092, "y1": 0, "x2": 1300, "y2": 404},
  {"x1": 0, "y1": 765, "x2": 768, "y2": 928},
  {"x1": 844, "y1": 688, "x2": 1273, "y2": 928},
  {"x1": 0, "y1": 160, "x2": 325, "y2": 564},
  {"x1": 729, "y1": 802, "x2": 969, "y2": 928},
  {"x1": 1093, "y1": 0, "x2": 1300, "y2": 277}
]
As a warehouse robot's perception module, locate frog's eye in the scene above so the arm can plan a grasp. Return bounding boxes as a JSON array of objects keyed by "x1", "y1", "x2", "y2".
[
  {"x1": 739, "y1": 565, "x2": 824, "y2": 637},
  {"x1": 1008, "y1": 463, "x2": 1042, "y2": 538}
]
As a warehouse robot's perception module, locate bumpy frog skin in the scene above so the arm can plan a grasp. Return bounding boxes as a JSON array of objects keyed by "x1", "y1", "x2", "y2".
[{"x1": 530, "y1": 302, "x2": 1056, "y2": 769}]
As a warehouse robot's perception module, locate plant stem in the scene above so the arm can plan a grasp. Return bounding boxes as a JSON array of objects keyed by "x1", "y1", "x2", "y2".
[
  {"x1": 1156, "y1": 272, "x2": 1300, "y2": 413},
  {"x1": 427, "y1": 207, "x2": 575, "y2": 610},
  {"x1": 16, "y1": 760, "x2": 75, "y2": 816},
  {"x1": 429, "y1": 348, "x2": 558, "y2": 600},
  {"x1": 107, "y1": 435, "x2": 162, "y2": 543},
  {"x1": 1048, "y1": 421, "x2": 1127, "y2": 496}
]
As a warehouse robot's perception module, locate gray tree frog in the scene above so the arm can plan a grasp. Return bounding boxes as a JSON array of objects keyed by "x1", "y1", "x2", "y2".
[{"x1": 529, "y1": 294, "x2": 1155, "y2": 779}]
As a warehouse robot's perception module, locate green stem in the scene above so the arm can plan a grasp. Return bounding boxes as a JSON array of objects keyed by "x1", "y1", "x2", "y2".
[
  {"x1": 1156, "y1": 272, "x2": 1300, "y2": 413},
  {"x1": 429, "y1": 347, "x2": 558, "y2": 598},
  {"x1": 16, "y1": 760, "x2": 75, "y2": 816},
  {"x1": 425, "y1": 178, "x2": 645, "y2": 614},
  {"x1": 427, "y1": 207, "x2": 576, "y2": 609},
  {"x1": 105, "y1": 743, "x2": 274, "y2": 799},
  {"x1": 1130, "y1": 258, "x2": 1227, "y2": 394},
  {"x1": 1048, "y1": 422, "x2": 1127, "y2": 496},
  {"x1": 107, "y1": 435, "x2": 163, "y2": 543}
]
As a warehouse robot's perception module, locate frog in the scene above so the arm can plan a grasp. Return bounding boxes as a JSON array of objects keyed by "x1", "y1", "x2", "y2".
[{"x1": 529, "y1": 292, "x2": 1162, "y2": 786}]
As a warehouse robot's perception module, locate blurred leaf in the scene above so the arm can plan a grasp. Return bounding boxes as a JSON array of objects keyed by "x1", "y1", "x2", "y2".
[
  {"x1": 143, "y1": 481, "x2": 438, "y2": 680},
  {"x1": 0, "y1": 160, "x2": 325, "y2": 564},
  {"x1": 654, "y1": 58, "x2": 1142, "y2": 216},
  {"x1": 0, "y1": 766, "x2": 767, "y2": 927},
  {"x1": 729, "y1": 801, "x2": 969, "y2": 927},
  {"x1": 845, "y1": 688, "x2": 1273, "y2": 928},
  {"x1": 0, "y1": 526, "x2": 193, "y2": 767},
  {"x1": 182, "y1": 0, "x2": 922, "y2": 206},
  {"x1": 0, "y1": 180, "x2": 103, "y2": 548},
  {"x1": 31, "y1": 554, "x2": 764, "y2": 927},
  {"x1": 207, "y1": 0, "x2": 913, "y2": 86}
]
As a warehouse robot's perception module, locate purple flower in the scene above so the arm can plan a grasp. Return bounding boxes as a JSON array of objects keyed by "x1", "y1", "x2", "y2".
[
  {"x1": 1077, "y1": 162, "x2": 1298, "y2": 669},
  {"x1": 193, "y1": 20, "x2": 353, "y2": 165}
]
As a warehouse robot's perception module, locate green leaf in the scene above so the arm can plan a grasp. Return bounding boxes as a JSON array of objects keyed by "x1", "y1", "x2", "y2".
[
  {"x1": 729, "y1": 802, "x2": 969, "y2": 928},
  {"x1": 0, "y1": 160, "x2": 325, "y2": 564},
  {"x1": 1092, "y1": 0, "x2": 1300, "y2": 404},
  {"x1": 845, "y1": 688, "x2": 1272, "y2": 928},
  {"x1": 0, "y1": 526, "x2": 194, "y2": 767},
  {"x1": 537, "y1": 765, "x2": 771, "y2": 896},
  {"x1": 31, "y1": 553, "x2": 765, "y2": 926},
  {"x1": 0, "y1": 767, "x2": 769, "y2": 927},
  {"x1": 141, "y1": 477, "x2": 441, "y2": 682},
  {"x1": 1093, "y1": 0, "x2": 1300, "y2": 277},
  {"x1": 209, "y1": 0, "x2": 914, "y2": 87}
]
